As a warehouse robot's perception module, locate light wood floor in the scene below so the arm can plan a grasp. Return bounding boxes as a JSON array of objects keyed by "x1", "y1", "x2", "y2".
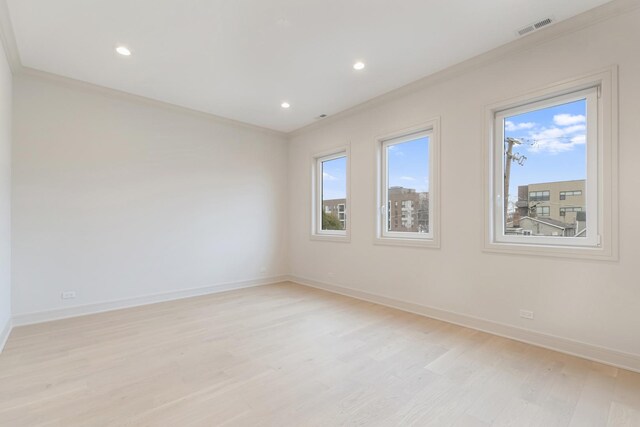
[{"x1": 1, "y1": 282, "x2": 639, "y2": 426}]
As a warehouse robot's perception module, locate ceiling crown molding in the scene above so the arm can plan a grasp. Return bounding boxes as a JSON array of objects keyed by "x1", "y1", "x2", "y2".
[
  {"x1": 2, "y1": 0, "x2": 639, "y2": 135},
  {"x1": 0, "y1": 0, "x2": 285, "y2": 137},
  {"x1": 0, "y1": 0, "x2": 22, "y2": 73},
  {"x1": 19, "y1": 68, "x2": 287, "y2": 138},
  {"x1": 288, "y1": 0, "x2": 640, "y2": 138}
]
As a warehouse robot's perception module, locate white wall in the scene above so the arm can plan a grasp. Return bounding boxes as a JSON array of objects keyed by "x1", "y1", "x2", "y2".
[
  {"x1": 0, "y1": 38, "x2": 12, "y2": 342},
  {"x1": 288, "y1": 8, "x2": 640, "y2": 358},
  {"x1": 12, "y1": 74, "x2": 289, "y2": 316}
]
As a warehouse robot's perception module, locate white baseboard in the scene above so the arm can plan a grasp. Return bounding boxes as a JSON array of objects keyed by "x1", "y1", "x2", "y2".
[
  {"x1": 289, "y1": 275, "x2": 640, "y2": 374},
  {"x1": 0, "y1": 318, "x2": 12, "y2": 353},
  {"x1": 12, "y1": 275, "x2": 289, "y2": 327}
]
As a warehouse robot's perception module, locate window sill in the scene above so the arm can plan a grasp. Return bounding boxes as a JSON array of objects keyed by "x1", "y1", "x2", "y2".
[
  {"x1": 374, "y1": 236, "x2": 440, "y2": 249},
  {"x1": 310, "y1": 233, "x2": 351, "y2": 243},
  {"x1": 483, "y1": 241, "x2": 617, "y2": 261}
]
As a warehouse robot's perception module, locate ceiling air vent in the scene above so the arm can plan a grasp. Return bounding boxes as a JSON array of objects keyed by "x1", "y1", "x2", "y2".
[
  {"x1": 517, "y1": 17, "x2": 554, "y2": 37},
  {"x1": 534, "y1": 18, "x2": 553, "y2": 29}
]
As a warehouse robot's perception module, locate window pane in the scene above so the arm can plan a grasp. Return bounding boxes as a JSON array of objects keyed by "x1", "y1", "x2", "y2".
[
  {"x1": 321, "y1": 156, "x2": 346, "y2": 231},
  {"x1": 504, "y1": 99, "x2": 587, "y2": 238},
  {"x1": 386, "y1": 136, "x2": 429, "y2": 233}
]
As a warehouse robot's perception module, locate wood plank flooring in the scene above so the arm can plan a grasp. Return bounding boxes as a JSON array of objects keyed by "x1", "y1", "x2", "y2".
[{"x1": 1, "y1": 282, "x2": 639, "y2": 426}]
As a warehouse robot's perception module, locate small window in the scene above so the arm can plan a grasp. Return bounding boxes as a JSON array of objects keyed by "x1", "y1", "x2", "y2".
[
  {"x1": 559, "y1": 190, "x2": 582, "y2": 200},
  {"x1": 536, "y1": 206, "x2": 550, "y2": 216},
  {"x1": 311, "y1": 148, "x2": 349, "y2": 241},
  {"x1": 486, "y1": 68, "x2": 618, "y2": 260},
  {"x1": 560, "y1": 207, "x2": 582, "y2": 217},
  {"x1": 376, "y1": 119, "x2": 440, "y2": 247},
  {"x1": 529, "y1": 191, "x2": 550, "y2": 201}
]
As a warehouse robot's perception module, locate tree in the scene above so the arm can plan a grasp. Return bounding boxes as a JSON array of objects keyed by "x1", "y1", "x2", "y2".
[{"x1": 322, "y1": 212, "x2": 343, "y2": 230}]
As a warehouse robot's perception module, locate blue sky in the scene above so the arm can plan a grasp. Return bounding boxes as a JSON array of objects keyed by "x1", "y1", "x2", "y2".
[
  {"x1": 322, "y1": 102, "x2": 586, "y2": 204},
  {"x1": 321, "y1": 137, "x2": 430, "y2": 201},
  {"x1": 504, "y1": 99, "x2": 587, "y2": 205},
  {"x1": 322, "y1": 156, "x2": 347, "y2": 200},
  {"x1": 388, "y1": 136, "x2": 429, "y2": 193}
]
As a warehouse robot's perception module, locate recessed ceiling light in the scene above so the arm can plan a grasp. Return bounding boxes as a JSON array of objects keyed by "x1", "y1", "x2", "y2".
[
  {"x1": 281, "y1": 102, "x2": 291, "y2": 109},
  {"x1": 353, "y1": 61, "x2": 365, "y2": 70},
  {"x1": 115, "y1": 46, "x2": 132, "y2": 56}
]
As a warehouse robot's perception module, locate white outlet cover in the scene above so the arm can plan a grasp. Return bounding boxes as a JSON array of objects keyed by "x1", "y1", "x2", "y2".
[
  {"x1": 519, "y1": 309, "x2": 534, "y2": 319},
  {"x1": 61, "y1": 291, "x2": 77, "y2": 299}
]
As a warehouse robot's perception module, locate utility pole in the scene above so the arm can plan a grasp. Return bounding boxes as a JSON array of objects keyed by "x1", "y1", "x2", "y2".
[{"x1": 504, "y1": 137, "x2": 525, "y2": 225}]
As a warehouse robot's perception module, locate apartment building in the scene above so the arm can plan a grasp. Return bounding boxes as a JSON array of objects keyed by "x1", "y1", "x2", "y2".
[
  {"x1": 388, "y1": 187, "x2": 429, "y2": 232},
  {"x1": 322, "y1": 198, "x2": 346, "y2": 229},
  {"x1": 512, "y1": 179, "x2": 586, "y2": 237},
  {"x1": 515, "y1": 179, "x2": 585, "y2": 223}
]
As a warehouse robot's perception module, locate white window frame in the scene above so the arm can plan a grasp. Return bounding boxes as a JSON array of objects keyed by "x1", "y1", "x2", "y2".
[
  {"x1": 375, "y1": 119, "x2": 440, "y2": 248},
  {"x1": 495, "y1": 87, "x2": 598, "y2": 247},
  {"x1": 311, "y1": 146, "x2": 350, "y2": 242},
  {"x1": 484, "y1": 68, "x2": 618, "y2": 260}
]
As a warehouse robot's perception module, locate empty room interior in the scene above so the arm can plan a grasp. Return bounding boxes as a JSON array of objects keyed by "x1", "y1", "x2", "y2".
[{"x1": 1, "y1": 0, "x2": 640, "y2": 425}]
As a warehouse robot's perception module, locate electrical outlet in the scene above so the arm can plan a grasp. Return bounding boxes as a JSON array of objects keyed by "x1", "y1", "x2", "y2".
[
  {"x1": 61, "y1": 291, "x2": 76, "y2": 300},
  {"x1": 519, "y1": 309, "x2": 534, "y2": 320}
]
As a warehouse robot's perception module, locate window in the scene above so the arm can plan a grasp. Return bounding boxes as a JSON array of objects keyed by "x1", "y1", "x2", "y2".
[
  {"x1": 311, "y1": 148, "x2": 349, "y2": 241},
  {"x1": 559, "y1": 190, "x2": 582, "y2": 200},
  {"x1": 560, "y1": 207, "x2": 582, "y2": 217},
  {"x1": 536, "y1": 206, "x2": 550, "y2": 216},
  {"x1": 376, "y1": 119, "x2": 440, "y2": 247},
  {"x1": 485, "y1": 69, "x2": 618, "y2": 260},
  {"x1": 497, "y1": 90, "x2": 594, "y2": 243},
  {"x1": 529, "y1": 190, "x2": 550, "y2": 201}
]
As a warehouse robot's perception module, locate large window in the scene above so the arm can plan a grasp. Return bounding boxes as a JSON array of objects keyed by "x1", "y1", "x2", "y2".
[
  {"x1": 312, "y1": 148, "x2": 349, "y2": 240},
  {"x1": 376, "y1": 120, "x2": 440, "y2": 247},
  {"x1": 486, "y1": 69, "x2": 618, "y2": 259},
  {"x1": 496, "y1": 90, "x2": 594, "y2": 244}
]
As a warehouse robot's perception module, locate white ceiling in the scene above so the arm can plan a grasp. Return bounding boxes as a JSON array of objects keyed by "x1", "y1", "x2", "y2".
[{"x1": 6, "y1": 0, "x2": 612, "y2": 133}]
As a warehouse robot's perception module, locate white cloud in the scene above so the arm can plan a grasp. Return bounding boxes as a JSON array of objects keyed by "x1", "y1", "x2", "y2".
[
  {"x1": 570, "y1": 135, "x2": 586, "y2": 145},
  {"x1": 400, "y1": 176, "x2": 416, "y2": 181},
  {"x1": 553, "y1": 114, "x2": 586, "y2": 126},
  {"x1": 562, "y1": 124, "x2": 586, "y2": 134},
  {"x1": 322, "y1": 172, "x2": 337, "y2": 181},
  {"x1": 528, "y1": 139, "x2": 580, "y2": 154},
  {"x1": 505, "y1": 121, "x2": 536, "y2": 131},
  {"x1": 526, "y1": 120, "x2": 587, "y2": 154},
  {"x1": 534, "y1": 127, "x2": 564, "y2": 139}
]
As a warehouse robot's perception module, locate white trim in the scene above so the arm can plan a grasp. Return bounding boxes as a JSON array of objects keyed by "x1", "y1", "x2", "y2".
[
  {"x1": 16, "y1": 71, "x2": 285, "y2": 138},
  {"x1": 483, "y1": 67, "x2": 618, "y2": 260},
  {"x1": 288, "y1": 275, "x2": 640, "y2": 374},
  {"x1": 11, "y1": 275, "x2": 289, "y2": 327},
  {"x1": 310, "y1": 145, "x2": 351, "y2": 242},
  {"x1": 0, "y1": 318, "x2": 12, "y2": 353},
  {"x1": 493, "y1": 87, "x2": 598, "y2": 247},
  {"x1": 375, "y1": 119, "x2": 441, "y2": 248}
]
